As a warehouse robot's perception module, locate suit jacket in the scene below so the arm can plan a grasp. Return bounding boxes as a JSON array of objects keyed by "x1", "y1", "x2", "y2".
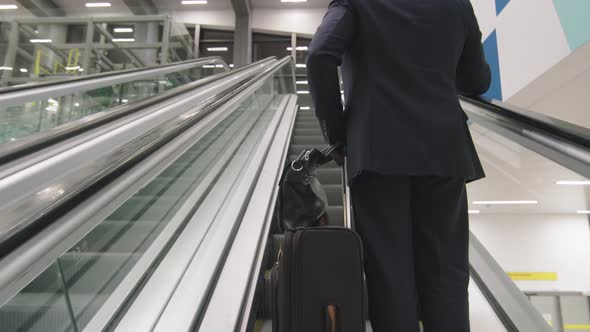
[{"x1": 306, "y1": 0, "x2": 491, "y2": 182}]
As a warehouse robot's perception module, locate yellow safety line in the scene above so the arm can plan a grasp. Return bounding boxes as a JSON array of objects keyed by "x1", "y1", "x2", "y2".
[
  {"x1": 507, "y1": 272, "x2": 558, "y2": 281},
  {"x1": 564, "y1": 324, "x2": 590, "y2": 330}
]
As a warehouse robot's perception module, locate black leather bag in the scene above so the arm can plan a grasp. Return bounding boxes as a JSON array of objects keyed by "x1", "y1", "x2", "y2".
[{"x1": 277, "y1": 145, "x2": 339, "y2": 232}]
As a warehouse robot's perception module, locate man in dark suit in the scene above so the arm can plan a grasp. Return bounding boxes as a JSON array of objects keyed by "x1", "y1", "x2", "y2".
[{"x1": 306, "y1": 0, "x2": 491, "y2": 331}]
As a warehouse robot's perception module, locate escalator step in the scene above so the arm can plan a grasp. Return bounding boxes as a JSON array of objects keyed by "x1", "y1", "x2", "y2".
[
  {"x1": 324, "y1": 185, "x2": 344, "y2": 206},
  {"x1": 316, "y1": 168, "x2": 343, "y2": 185},
  {"x1": 291, "y1": 135, "x2": 325, "y2": 145},
  {"x1": 327, "y1": 206, "x2": 344, "y2": 226},
  {"x1": 293, "y1": 128, "x2": 323, "y2": 137}
]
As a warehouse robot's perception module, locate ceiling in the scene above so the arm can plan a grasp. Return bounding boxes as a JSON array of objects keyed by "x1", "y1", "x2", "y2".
[
  {"x1": 7, "y1": 0, "x2": 330, "y2": 17},
  {"x1": 466, "y1": 122, "x2": 589, "y2": 215},
  {"x1": 154, "y1": 0, "x2": 232, "y2": 11},
  {"x1": 251, "y1": 0, "x2": 330, "y2": 9},
  {"x1": 52, "y1": 0, "x2": 134, "y2": 16}
]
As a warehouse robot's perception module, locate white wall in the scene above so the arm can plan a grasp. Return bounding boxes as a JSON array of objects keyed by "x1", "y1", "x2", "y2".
[
  {"x1": 470, "y1": 214, "x2": 590, "y2": 293},
  {"x1": 507, "y1": 40, "x2": 590, "y2": 128}
]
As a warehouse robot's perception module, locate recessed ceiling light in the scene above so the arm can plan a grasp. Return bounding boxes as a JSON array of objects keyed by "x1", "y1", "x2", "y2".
[
  {"x1": 0, "y1": 66, "x2": 13, "y2": 71},
  {"x1": 229, "y1": 64, "x2": 235, "y2": 68},
  {"x1": 300, "y1": 106, "x2": 310, "y2": 110},
  {"x1": 468, "y1": 210, "x2": 481, "y2": 214},
  {"x1": 0, "y1": 4, "x2": 18, "y2": 9},
  {"x1": 112, "y1": 38, "x2": 135, "y2": 42},
  {"x1": 296, "y1": 64, "x2": 306, "y2": 68},
  {"x1": 207, "y1": 47, "x2": 228, "y2": 52},
  {"x1": 556, "y1": 180, "x2": 590, "y2": 186},
  {"x1": 473, "y1": 200, "x2": 538, "y2": 205},
  {"x1": 74, "y1": 103, "x2": 80, "y2": 107},
  {"x1": 577, "y1": 210, "x2": 590, "y2": 214},
  {"x1": 287, "y1": 46, "x2": 309, "y2": 51},
  {"x1": 85, "y1": 2, "x2": 111, "y2": 7},
  {"x1": 182, "y1": 0, "x2": 207, "y2": 4},
  {"x1": 19, "y1": 68, "x2": 28, "y2": 73},
  {"x1": 296, "y1": 80, "x2": 308, "y2": 84},
  {"x1": 114, "y1": 27, "x2": 133, "y2": 33},
  {"x1": 297, "y1": 91, "x2": 309, "y2": 94},
  {"x1": 30, "y1": 39, "x2": 52, "y2": 43}
]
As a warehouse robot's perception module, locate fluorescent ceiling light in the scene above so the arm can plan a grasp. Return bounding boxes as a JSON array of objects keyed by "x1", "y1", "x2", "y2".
[
  {"x1": 556, "y1": 180, "x2": 590, "y2": 186},
  {"x1": 0, "y1": 66, "x2": 13, "y2": 71},
  {"x1": 182, "y1": 0, "x2": 207, "y2": 4},
  {"x1": 229, "y1": 64, "x2": 234, "y2": 68},
  {"x1": 114, "y1": 27, "x2": 133, "y2": 33},
  {"x1": 0, "y1": 4, "x2": 18, "y2": 9},
  {"x1": 30, "y1": 39, "x2": 52, "y2": 43},
  {"x1": 112, "y1": 38, "x2": 135, "y2": 42},
  {"x1": 85, "y1": 2, "x2": 111, "y2": 7},
  {"x1": 78, "y1": 68, "x2": 84, "y2": 72},
  {"x1": 207, "y1": 47, "x2": 228, "y2": 52},
  {"x1": 281, "y1": 0, "x2": 307, "y2": 2},
  {"x1": 468, "y1": 210, "x2": 480, "y2": 214},
  {"x1": 19, "y1": 68, "x2": 28, "y2": 73},
  {"x1": 296, "y1": 80, "x2": 308, "y2": 84},
  {"x1": 295, "y1": 64, "x2": 306, "y2": 68},
  {"x1": 203, "y1": 65, "x2": 215, "y2": 68},
  {"x1": 74, "y1": 103, "x2": 80, "y2": 107},
  {"x1": 577, "y1": 210, "x2": 590, "y2": 214},
  {"x1": 473, "y1": 200, "x2": 538, "y2": 205},
  {"x1": 121, "y1": 99, "x2": 128, "y2": 103},
  {"x1": 65, "y1": 65, "x2": 80, "y2": 70},
  {"x1": 300, "y1": 106, "x2": 310, "y2": 110},
  {"x1": 287, "y1": 46, "x2": 308, "y2": 51},
  {"x1": 297, "y1": 91, "x2": 309, "y2": 94}
]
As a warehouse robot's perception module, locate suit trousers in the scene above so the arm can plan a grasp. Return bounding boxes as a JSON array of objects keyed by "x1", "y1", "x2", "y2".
[{"x1": 351, "y1": 172, "x2": 470, "y2": 332}]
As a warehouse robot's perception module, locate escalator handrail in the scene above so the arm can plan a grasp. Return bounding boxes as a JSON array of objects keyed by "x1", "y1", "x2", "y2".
[
  {"x1": 461, "y1": 96, "x2": 590, "y2": 149},
  {"x1": 0, "y1": 57, "x2": 230, "y2": 108},
  {"x1": 0, "y1": 58, "x2": 274, "y2": 165},
  {"x1": 0, "y1": 56, "x2": 230, "y2": 93},
  {"x1": 111, "y1": 57, "x2": 296, "y2": 332},
  {"x1": 0, "y1": 57, "x2": 284, "y2": 259}
]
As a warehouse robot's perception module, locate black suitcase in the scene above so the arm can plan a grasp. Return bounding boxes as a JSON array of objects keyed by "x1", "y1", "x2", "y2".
[{"x1": 271, "y1": 227, "x2": 366, "y2": 332}]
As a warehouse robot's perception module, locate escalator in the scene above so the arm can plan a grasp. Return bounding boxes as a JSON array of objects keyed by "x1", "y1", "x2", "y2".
[{"x1": 0, "y1": 55, "x2": 587, "y2": 332}]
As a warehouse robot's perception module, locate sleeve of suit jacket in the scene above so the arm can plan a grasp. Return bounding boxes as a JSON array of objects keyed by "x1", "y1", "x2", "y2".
[
  {"x1": 456, "y1": 1, "x2": 492, "y2": 96},
  {"x1": 306, "y1": 0, "x2": 356, "y2": 147}
]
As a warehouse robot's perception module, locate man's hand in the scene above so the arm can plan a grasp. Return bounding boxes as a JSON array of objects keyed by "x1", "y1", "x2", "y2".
[{"x1": 330, "y1": 145, "x2": 346, "y2": 166}]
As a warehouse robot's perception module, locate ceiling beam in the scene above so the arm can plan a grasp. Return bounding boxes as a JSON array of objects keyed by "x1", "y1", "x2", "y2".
[
  {"x1": 121, "y1": 0, "x2": 158, "y2": 15},
  {"x1": 230, "y1": 0, "x2": 251, "y2": 17},
  {"x1": 16, "y1": 0, "x2": 65, "y2": 17},
  {"x1": 230, "y1": 0, "x2": 252, "y2": 67}
]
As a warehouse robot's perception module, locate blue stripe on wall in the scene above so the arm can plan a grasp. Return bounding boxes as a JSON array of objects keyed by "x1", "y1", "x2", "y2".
[
  {"x1": 482, "y1": 30, "x2": 503, "y2": 101},
  {"x1": 496, "y1": 0, "x2": 510, "y2": 15}
]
